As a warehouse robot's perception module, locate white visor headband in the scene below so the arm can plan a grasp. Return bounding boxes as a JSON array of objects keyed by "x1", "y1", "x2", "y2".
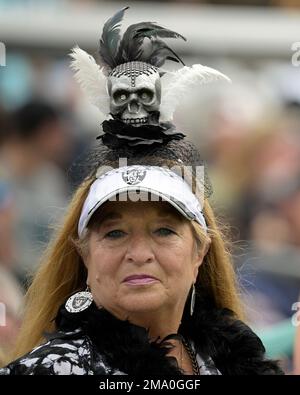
[{"x1": 78, "y1": 165, "x2": 207, "y2": 238}]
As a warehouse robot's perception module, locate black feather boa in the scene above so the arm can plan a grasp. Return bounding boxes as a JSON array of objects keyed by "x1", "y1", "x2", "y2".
[{"x1": 55, "y1": 295, "x2": 284, "y2": 375}]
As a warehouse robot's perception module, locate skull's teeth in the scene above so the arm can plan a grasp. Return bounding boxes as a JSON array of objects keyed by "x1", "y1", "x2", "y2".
[{"x1": 123, "y1": 117, "x2": 148, "y2": 124}]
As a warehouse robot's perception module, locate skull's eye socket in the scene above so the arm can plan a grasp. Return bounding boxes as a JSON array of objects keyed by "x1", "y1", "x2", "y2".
[
  {"x1": 138, "y1": 89, "x2": 153, "y2": 103},
  {"x1": 113, "y1": 90, "x2": 128, "y2": 103}
]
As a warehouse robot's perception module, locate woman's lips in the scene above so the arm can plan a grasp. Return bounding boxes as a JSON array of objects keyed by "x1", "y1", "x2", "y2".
[{"x1": 122, "y1": 274, "x2": 159, "y2": 285}]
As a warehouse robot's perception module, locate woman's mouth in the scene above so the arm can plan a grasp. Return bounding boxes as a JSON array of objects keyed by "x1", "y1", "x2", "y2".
[{"x1": 122, "y1": 274, "x2": 159, "y2": 285}]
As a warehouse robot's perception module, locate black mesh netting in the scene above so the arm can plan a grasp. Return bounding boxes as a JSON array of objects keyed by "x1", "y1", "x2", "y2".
[{"x1": 68, "y1": 137, "x2": 213, "y2": 200}]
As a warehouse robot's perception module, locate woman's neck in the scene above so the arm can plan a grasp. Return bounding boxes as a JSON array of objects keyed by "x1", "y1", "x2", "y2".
[
  {"x1": 166, "y1": 338, "x2": 196, "y2": 375},
  {"x1": 122, "y1": 312, "x2": 196, "y2": 374},
  {"x1": 106, "y1": 306, "x2": 182, "y2": 341},
  {"x1": 130, "y1": 312, "x2": 181, "y2": 341}
]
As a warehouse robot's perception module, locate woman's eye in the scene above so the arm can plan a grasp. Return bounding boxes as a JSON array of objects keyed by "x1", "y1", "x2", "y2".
[
  {"x1": 104, "y1": 230, "x2": 125, "y2": 239},
  {"x1": 155, "y1": 228, "x2": 176, "y2": 237}
]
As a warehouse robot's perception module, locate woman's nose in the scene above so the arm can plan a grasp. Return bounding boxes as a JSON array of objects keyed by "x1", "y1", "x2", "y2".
[{"x1": 124, "y1": 234, "x2": 155, "y2": 264}]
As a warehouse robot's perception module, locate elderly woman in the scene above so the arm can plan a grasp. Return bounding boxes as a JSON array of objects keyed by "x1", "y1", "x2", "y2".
[
  {"x1": 0, "y1": 155, "x2": 283, "y2": 375},
  {"x1": 0, "y1": 8, "x2": 284, "y2": 375}
]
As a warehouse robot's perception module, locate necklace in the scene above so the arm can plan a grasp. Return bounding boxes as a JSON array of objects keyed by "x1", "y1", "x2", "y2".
[{"x1": 182, "y1": 338, "x2": 200, "y2": 375}]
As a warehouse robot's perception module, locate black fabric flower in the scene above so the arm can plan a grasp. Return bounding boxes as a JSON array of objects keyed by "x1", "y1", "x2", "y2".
[{"x1": 98, "y1": 119, "x2": 185, "y2": 149}]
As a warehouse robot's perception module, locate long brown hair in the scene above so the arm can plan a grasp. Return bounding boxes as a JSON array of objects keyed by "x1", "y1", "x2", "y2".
[
  {"x1": 7, "y1": 163, "x2": 243, "y2": 364},
  {"x1": 192, "y1": 202, "x2": 243, "y2": 318}
]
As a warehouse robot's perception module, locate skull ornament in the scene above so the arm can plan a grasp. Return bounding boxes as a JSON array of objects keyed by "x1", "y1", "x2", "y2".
[{"x1": 107, "y1": 62, "x2": 161, "y2": 126}]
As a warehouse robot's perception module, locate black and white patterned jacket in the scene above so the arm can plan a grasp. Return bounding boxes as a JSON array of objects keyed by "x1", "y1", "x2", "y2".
[{"x1": 0, "y1": 295, "x2": 284, "y2": 375}]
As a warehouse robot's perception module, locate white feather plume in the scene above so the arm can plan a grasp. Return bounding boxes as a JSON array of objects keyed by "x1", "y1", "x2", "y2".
[
  {"x1": 70, "y1": 46, "x2": 110, "y2": 118},
  {"x1": 160, "y1": 64, "x2": 231, "y2": 122}
]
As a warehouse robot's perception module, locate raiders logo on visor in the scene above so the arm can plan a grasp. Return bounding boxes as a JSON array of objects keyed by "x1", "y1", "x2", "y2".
[{"x1": 122, "y1": 168, "x2": 146, "y2": 185}]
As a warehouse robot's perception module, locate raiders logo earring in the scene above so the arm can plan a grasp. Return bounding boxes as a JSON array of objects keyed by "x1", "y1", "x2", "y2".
[{"x1": 65, "y1": 286, "x2": 93, "y2": 313}]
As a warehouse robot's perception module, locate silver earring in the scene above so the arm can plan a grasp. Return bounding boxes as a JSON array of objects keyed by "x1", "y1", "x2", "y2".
[
  {"x1": 65, "y1": 286, "x2": 93, "y2": 313},
  {"x1": 190, "y1": 284, "x2": 196, "y2": 316}
]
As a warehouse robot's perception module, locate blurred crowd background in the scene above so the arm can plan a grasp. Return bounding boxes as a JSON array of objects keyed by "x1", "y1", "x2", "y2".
[{"x1": 1, "y1": 0, "x2": 300, "y2": 374}]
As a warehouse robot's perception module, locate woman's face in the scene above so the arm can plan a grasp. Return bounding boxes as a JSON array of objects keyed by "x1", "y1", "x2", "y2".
[{"x1": 84, "y1": 200, "x2": 206, "y2": 320}]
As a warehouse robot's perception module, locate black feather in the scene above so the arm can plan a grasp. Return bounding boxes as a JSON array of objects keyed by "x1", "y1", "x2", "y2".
[
  {"x1": 99, "y1": 8, "x2": 186, "y2": 69},
  {"x1": 140, "y1": 38, "x2": 185, "y2": 67},
  {"x1": 116, "y1": 22, "x2": 148, "y2": 63},
  {"x1": 99, "y1": 6, "x2": 128, "y2": 69},
  {"x1": 133, "y1": 23, "x2": 186, "y2": 42},
  {"x1": 116, "y1": 22, "x2": 186, "y2": 66}
]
